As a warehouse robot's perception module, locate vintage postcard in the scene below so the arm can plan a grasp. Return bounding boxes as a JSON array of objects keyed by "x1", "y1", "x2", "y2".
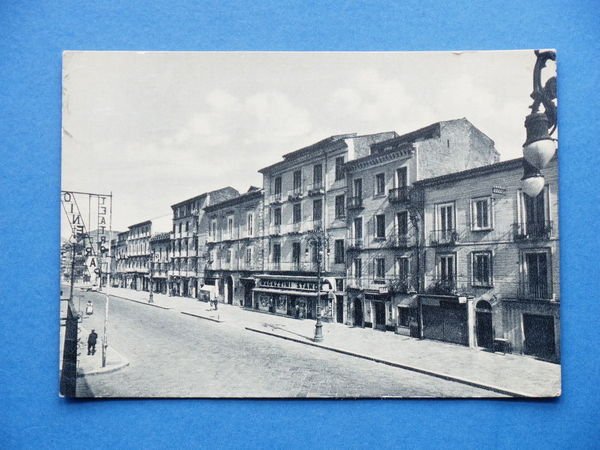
[{"x1": 60, "y1": 50, "x2": 560, "y2": 398}]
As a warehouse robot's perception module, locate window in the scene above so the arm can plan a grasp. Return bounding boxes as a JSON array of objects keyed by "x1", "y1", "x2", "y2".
[
  {"x1": 375, "y1": 258, "x2": 386, "y2": 280},
  {"x1": 245, "y1": 247, "x2": 252, "y2": 266},
  {"x1": 272, "y1": 243, "x2": 281, "y2": 264},
  {"x1": 353, "y1": 217, "x2": 363, "y2": 239},
  {"x1": 273, "y1": 207, "x2": 282, "y2": 226},
  {"x1": 375, "y1": 173, "x2": 385, "y2": 196},
  {"x1": 396, "y1": 257, "x2": 410, "y2": 281},
  {"x1": 438, "y1": 203, "x2": 454, "y2": 232},
  {"x1": 397, "y1": 211, "x2": 408, "y2": 236},
  {"x1": 398, "y1": 307, "x2": 410, "y2": 327},
  {"x1": 396, "y1": 167, "x2": 408, "y2": 188},
  {"x1": 471, "y1": 197, "x2": 492, "y2": 230},
  {"x1": 292, "y1": 242, "x2": 301, "y2": 268},
  {"x1": 353, "y1": 258, "x2": 362, "y2": 278},
  {"x1": 438, "y1": 254, "x2": 456, "y2": 285},
  {"x1": 227, "y1": 216, "x2": 234, "y2": 238},
  {"x1": 186, "y1": 221, "x2": 189, "y2": 232},
  {"x1": 523, "y1": 250, "x2": 550, "y2": 298},
  {"x1": 335, "y1": 195, "x2": 345, "y2": 219},
  {"x1": 334, "y1": 239, "x2": 345, "y2": 264},
  {"x1": 293, "y1": 203, "x2": 302, "y2": 224},
  {"x1": 313, "y1": 199, "x2": 323, "y2": 222},
  {"x1": 210, "y1": 219, "x2": 217, "y2": 239},
  {"x1": 274, "y1": 176, "x2": 282, "y2": 196},
  {"x1": 225, "y1": 248, "x2": 232, "y2": 264},
  {"x1": 247, "y1": 213, "x2": 254, "y2": 236},
  {"x1": 375, "y1": 214, "x2": 386, "y2": 239},
  {"x1": 335, "y1": 278, "x2": 344, "y2": 292},
  {"x1": 178, "y1": 223, "x2": 182, "y2": 233},
  {"x1": 293, "y1": 170, "x2": 302, "y2": 192},
  {"x1": 472, "y1": 251, "x2": 492, "y2": 286},
  {"x1": 353, "y1": 178, "x2": 362, "y2": 199},
  {"x1": 313, "y1": 164, "x2": 323, "y2": 187},
  {"x1": 335, "y1": 156, "x2": 345, "y2": 181}
]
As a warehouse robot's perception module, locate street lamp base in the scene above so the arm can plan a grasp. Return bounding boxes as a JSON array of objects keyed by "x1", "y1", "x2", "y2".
[{"x1": 314, "y1": 319, "x2": 324, "y2": 342}]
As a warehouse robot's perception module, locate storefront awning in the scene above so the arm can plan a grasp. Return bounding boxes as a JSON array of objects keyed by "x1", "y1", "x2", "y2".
[
  {"x1": 397, "y1": 296, "x2": 417, "y2": 308},
  {"x1": 253, "y1": 287, "x2": 319, "y2": 297}
]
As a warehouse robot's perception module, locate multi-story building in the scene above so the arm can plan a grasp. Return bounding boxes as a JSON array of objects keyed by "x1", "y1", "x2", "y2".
[
  {"x1": 149, "y1": 232, "x2": 171, "y2": 294},
  {"x1": 344, "y1": 119, "x2": 499, "y2": 333},
  {"x1": 414, "y1": 157, "x2": 560, "y2": 361},
  {"x1": 125, "y1": 220, "x2": 152, "y2": 291},
  {"x1": 203, "y1": 187, "x2": 265, "y2": 307},
  {"x1": 110, "y1": 231, "x2": 128, "y2": 288},
  {"x1": 169, "y1": 187, "x2": 239, "y2": 298},
  {"x1": 256, "y1": 132, "x2": 397, "y2": 322}
]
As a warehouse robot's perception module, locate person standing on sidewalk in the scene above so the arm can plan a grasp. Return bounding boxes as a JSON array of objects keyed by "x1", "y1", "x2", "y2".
[{"x1": 87, "y1": 329, "x2": 98, "y2": 355}]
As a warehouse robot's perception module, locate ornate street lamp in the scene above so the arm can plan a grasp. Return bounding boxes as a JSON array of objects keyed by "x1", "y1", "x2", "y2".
[
  {"x1": 305, "y1": 229, "x2": 329, "y2": 342},
  {"x1": 522, "y1": 50, "x2": 557, "y2": 197}
]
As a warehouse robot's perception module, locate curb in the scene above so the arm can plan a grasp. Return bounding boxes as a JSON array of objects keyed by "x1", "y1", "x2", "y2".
[
  {"x1": 181, "y1": 311, "x2": 222, "y2": 323},
  {"x1": 245, "y1": 326, "x2": 532, "y2": 398},
  {"x1": 111, "y1": 294, "x2": 172, "y2": 310},
  {"x1": 77, "y1": 347, "x2": 130, "y2": 378}
]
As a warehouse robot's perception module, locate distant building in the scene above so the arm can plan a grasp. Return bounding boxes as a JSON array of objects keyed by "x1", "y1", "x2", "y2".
[
  {"x1": 110, "y1": 231, "x2": 128, "y2": 288},
  {"x1": 149, "y1": 232, "x2": 171, "y2": 294},
  {"x1": 414, "y1": 157, "x2": 559, "y2": 361},
  {"x1": 169, "y1": 187, "x2": 239, "y2": 298},
  {"x1": 125, "y1": 221, "x2": 152, "y2": 291},
  {"x1": 344, "y1": 119, "x2": 499, "y2": 333},
  {"x1": 203, "y1": 187, "x2": 265, "y2": 306}
]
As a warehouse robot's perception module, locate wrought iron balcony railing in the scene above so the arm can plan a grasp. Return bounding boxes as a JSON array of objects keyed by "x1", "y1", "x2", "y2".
[
  {"x1": 427, "y1": 278, "x2": 457, "y2": 295},
  {"x1": 388, "y1": 186, "x2": 411, "y2": 203},
  {"x1": 387, "y1": 234, "x2": 412, "y2": 248},
  {"x1": 270, "y1": 192, "x2": 283, "y2": 204},
  {"x1": 347, "y1": 196, "x2": 364, "y2": 210},
  {"x1": 307, "y1": 182, "x2": 325, "y2": 196},
  {"x1": 513, "y1": 221, "x2": 553, "y2": 241},
  {"x1": 518, "y1": 282, "x2": 552, "y2": 300},
  {"x1": 288, "y1": 187, "x2": 304, "y2": 201},
  {"x1": 347, "y1": 238, "x2": 364, "y2": 251},
  {"x1": 430, "y1": 229, "x2": 459, "y2": 246}
]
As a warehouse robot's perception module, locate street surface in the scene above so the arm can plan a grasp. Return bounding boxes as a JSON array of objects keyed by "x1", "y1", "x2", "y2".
[{"x1": 75, "y1": 290, "x2": 500, "y2": 397}]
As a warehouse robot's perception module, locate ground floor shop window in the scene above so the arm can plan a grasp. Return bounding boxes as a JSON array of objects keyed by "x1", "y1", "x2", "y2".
[{"x1": 398, "y1": 307, "x2": 410, "y2": 327}]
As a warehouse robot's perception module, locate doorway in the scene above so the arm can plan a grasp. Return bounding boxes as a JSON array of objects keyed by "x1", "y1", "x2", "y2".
[
  {"x1": 374, "y1": 302, "x2": 386, "y2": 331},
  {"x1": 523, "y1": 314, "x2": 556, "y2": 360},
  {"x1": 475, "y1": 300, "x2": 494, "y2": 349},
  {"x1": 353, "y1": 298, "x2": 363, "y2": 327},
  {"x1": 226, "y1": 276, "x2": 234, "y2": 304},
  {"x1": 336, "y1": 295, "x2": 344, "y2": 323}
]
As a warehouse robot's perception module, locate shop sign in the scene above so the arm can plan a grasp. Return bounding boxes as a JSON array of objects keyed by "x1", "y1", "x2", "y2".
[{"x1": 259, "y1": 278, "x2": 318, "y2": 291}]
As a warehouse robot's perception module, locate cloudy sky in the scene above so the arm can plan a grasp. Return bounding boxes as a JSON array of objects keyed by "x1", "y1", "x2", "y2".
[{"x1": 62, "y1": 50, "x2": 554, "y2": 233}]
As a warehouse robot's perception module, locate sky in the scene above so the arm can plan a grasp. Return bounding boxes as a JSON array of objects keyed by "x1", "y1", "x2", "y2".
[{"x1": 61, "y1": 50, "x2": 556, "y2": 234}]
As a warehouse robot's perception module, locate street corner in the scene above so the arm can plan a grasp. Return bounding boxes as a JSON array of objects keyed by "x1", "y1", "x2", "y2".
[{"x1": 77, "y1": 344, "x2": 130, "y2": 378}]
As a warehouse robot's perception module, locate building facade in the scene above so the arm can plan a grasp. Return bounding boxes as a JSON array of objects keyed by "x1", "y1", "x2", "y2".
[
  {"x1": 344, "y1": 119, "x2": 499, "y2": 334},
  {"x1": 257, "y1": 132, "x2": 397, "y2": 322},
  {"x1": 204, "y1": 187, "x2": 265, "y2": 306},
  {"x1": 414, "y1": 157, "x2": 560, "y2": 361},
  {"x1": 149, "y1": 232, "x2": 171, "y2": 294},
  {"x1": 110, "y1": 231, "x2": 129, "y2": 288},
  {"x1": 169, "y1": 187, "x2": 239, "y2": 298},
  {"x1": 125, "y1": 221, "x2": 152, "y2": 291}
]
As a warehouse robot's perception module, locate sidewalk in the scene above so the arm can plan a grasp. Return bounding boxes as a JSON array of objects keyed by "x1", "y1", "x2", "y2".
[
  {"x1": 77, "y1": 325, "x2": 129, "y2": 377},
  {"x1": 106, "y1": 287, "x2": 561, "y2": 397}
]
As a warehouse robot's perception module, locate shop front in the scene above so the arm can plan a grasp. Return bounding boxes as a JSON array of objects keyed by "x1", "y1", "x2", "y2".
[
  {"x1": 420, "y1": 295, "x2": 470, "y2": 346},
  {"x1": 252, "y1": 275, "x2": 335, "y2": 320}
]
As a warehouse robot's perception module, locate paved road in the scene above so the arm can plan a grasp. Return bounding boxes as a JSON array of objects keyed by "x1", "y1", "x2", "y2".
[{"x1": 75, "y1": 290, "x2": 501, "y2": 398}]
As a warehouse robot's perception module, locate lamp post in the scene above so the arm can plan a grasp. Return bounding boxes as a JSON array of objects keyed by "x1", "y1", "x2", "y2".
[
  {"x1": 305, "y1": 229, "x2": 329, "y2": 342},
  {"x1": 521, "y1": 50, "x2": 557, "y2": 197}
]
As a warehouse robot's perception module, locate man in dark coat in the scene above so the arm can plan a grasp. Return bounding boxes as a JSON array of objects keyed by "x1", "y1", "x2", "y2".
[{"x1": 87, "y1": 329, "x2": 98, "y2": 355}]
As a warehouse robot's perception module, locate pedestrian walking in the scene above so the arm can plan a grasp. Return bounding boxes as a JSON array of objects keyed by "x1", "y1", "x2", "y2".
[{"x1": 87, "y1": 329, "x2": 98, "y2": 355}]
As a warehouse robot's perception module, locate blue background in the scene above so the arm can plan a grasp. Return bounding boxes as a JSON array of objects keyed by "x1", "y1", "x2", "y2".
[{"x1": 1, "y1": 1, "x2": 599, "y2": 448}]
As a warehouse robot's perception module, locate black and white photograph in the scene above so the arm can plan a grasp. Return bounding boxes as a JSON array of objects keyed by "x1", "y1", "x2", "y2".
[{"x1": 60, "y1": 50, "x2": 560, "y2": 398}]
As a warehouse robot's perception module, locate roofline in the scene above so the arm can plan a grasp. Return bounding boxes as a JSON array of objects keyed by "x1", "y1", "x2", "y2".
[
  {"x1": 170, "y1": 192, "x2": 208, "y2": 209},
  {"x1": 128, "y1": 220, "x2": 152, "y2": 229},
  {"x1": 204, "y1": 189, "x2": 263, "y2": 213},
  {"x1": 413, "y1": 158, "x2": 524, "y2": 187}
]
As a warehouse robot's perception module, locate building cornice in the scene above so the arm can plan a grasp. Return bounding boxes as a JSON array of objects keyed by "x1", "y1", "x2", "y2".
[{"x1": 345, "y1": 145, "x2": 414, "y2": 173}]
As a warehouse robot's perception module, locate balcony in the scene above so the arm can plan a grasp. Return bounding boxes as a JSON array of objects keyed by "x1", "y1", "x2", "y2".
[
  {"x1": 270, "y1": 192, "x2": 283, "y2": 204},
  {"x1": 308, "y1": 219, "x2": 324, "y2": 231},
  {"x1": 347, "y1": 238, "x2": 364, "y2": 251},
  {"x1": 387, "y1": 276, "x2": 414, "y2": 294},
  {"x1": 513, "y1": 221, "x2": 553, "y2": 241},
  {"x1": 518, "y1": 282, "x2": 552, "y2": 300},
  {"x1": 347, "y1": 196, "x2": 363, "y2": 210},
  {"x1": 265, "y1": 261, "x2": 318, "y2": 273},
  {"x1": 346, "y1": 277, "x2": 364, "y2": 289},
  {"x1": 388, "y1": 186, "x2": 411, "y2": 203},
  {"x1": 288, "y1": 187, "x2": 304, "y2": 202},
  {"x1": 388, "y1": 234, "x2": 412, "y2": 249},
  {"x1": 430, "y1": 229, "x2": 459, "y2": 246},
  {"x1": 287, "y1": 222, "x2": 303, "y2": 234},
  {"x1": 307, "y1": 182, "x2": 325, "y2": 196},
  {"x1": 270, "y1": 224, "x2": 282, "y2": 236},
  {"x1": 427, "y1": 278, "x2": 457, "y2": 295}
]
